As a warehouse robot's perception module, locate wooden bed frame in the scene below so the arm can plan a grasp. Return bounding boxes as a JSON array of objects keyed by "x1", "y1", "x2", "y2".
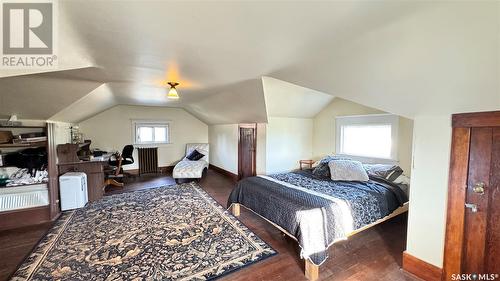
[{"x1": 231, "y1": 201, "x2": 409, "y2": 281}]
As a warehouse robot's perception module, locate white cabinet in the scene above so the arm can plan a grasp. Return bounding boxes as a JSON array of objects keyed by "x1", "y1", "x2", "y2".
[{"x1": 59, "y1": 172, "x2": 88, "y2": 211}]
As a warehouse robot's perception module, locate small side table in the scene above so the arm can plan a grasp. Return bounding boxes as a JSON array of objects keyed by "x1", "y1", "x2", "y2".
[{"x1": 299, "y1": 160, "x2": 314, "y2": 170}]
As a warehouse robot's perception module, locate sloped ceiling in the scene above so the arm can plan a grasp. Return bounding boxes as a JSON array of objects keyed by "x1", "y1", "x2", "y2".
[
  {"x1": 0, "y1": 67, "x2": 103, "y2": 119},
  {"x1": 267, "y1": 2, "x2": 500, "y2": 118},
  {"x1": 262, "y1": 77, "x2": 335, "y2": 118},
  {"x1": 0, "y1": 1, "x2": 498, "y2": 123}
]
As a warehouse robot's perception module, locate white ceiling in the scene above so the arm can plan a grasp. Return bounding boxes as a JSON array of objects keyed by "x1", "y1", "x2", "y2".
[{"x1": 0, "y1": 1, "x2": 498, "y2": 123}]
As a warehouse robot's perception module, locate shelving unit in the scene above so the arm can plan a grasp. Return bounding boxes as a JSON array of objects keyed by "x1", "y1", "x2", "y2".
[
  {"x1": 1, "y1": 181, "x2": 49, "y2": 188},
  {"x1": 0, "y1": 125, "x2": 46, "y2": 129},
  {"x1": 0, "y1": 124, "x2": 60, "y2": 230},
  {"x1": 0, "y1": 141, "x2": 47, "y2": 148}
]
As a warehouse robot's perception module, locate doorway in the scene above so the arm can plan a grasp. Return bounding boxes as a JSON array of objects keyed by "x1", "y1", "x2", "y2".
[
  {"x1": 443, "y1": 111, "x2": 500, "y2": 279},
  {"x1": 238, "y1": 124, "x2": 257, "y2": 179}
]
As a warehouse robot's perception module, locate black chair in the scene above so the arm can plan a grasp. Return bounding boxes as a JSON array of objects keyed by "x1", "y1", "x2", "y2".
[
  {"x1": 108, "y1": 145, "x2": 134, "y2": 171},
  {"x1": 105, "y1": 145, "x2": 134, "y2": 188}
]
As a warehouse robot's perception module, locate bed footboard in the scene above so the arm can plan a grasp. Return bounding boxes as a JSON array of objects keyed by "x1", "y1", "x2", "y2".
[
  {"x1": 231, "y1": 203, "x2": 240, "y2": 216},
  {"x1": 305, "y1": 259, "x2": 319, "y2": 281}
]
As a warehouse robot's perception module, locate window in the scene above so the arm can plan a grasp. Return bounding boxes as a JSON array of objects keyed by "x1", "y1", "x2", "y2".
[
  {"x1": 133, "y1": 121, "x2": 170, "y2": 144},
  {"x1": 335, "y1": 114, "x2": 398, "y2": 160}
]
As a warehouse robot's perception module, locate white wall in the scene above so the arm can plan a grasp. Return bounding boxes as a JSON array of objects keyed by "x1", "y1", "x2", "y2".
[
  {"x1": 313, "y1": 98, "x2": 414, "y2": 175},
  {"x1": 406, "y1": 115, "x2": 452, "y2": 267},
  {"x1": 256, "y1": 123, "x2": 267, "y2": 174},
  {"x1": 49, "y1": 121, "x2": 72, "y2": 145},
  {"x1": 208, "y1": 123, "x2": 267, "y2": 175},
  {"x1": 266, "y1": 117, "x2": 313, "y2": 174},
  {"x1": 208, "y1": 124, "x2": 239, "y2": 174},
  {"x1": 78, "y1": 105, "x2": 208, "y2": 170}
]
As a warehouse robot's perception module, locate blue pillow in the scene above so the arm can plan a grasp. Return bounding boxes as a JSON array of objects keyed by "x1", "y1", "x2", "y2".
[{"x1": 312, "y1": 163, "x2": 331, "y2": 178}]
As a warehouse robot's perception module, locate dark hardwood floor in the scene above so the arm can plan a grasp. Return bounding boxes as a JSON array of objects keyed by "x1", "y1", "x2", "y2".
[{"x1": 0, "y1": 169, "x2": 419, "y2": 281}]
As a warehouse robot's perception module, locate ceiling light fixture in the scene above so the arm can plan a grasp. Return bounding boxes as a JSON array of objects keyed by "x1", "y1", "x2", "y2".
[{"x1": 167, "y1": 82, "x2": 180, "y2": 99}]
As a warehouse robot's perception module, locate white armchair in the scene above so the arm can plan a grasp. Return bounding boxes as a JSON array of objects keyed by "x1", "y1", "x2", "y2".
[{"x1": 173, "y1": 143, "x2": 209, "y2": 181}]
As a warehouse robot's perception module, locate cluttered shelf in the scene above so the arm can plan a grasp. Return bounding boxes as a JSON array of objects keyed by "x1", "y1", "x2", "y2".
[
  {"x1": 0, "y1": 141, "x2": 47, "y2": 148},
  {"x1": 0, "y1": 125, "x2": 46, "y2": 129},
  {"x1": 0, "y1": 181, "x2": 48, "y2": 189}
]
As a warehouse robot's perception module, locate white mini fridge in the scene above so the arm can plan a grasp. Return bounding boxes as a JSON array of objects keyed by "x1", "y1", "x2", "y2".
[{"x1": 59, "y1": 172, "x2": 88, "y2": 211}]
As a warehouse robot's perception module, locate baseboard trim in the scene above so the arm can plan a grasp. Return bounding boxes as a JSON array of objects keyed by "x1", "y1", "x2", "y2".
[
  {"x1": 209, "y1": 164, "x2": 239, "y2": 181},
  {"x1": 403, "y1": 251, "x2": 442, "y2": 281},
  {"x1": 125, "y1": 165, "x2": 174, "y2": 175}
]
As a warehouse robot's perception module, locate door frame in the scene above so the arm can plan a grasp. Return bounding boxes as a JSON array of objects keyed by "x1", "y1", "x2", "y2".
[
  {"x1": 238, "y1": 123, "x2": 257, "y2": 180},
  {"x1": 443, "y1": 111, "x2": 500, "y2": 280}
]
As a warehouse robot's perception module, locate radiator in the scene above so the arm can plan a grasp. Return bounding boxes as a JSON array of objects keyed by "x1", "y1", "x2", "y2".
[
  {"x1": 0, "y1": 184, "x2": 49, "y2": 212},
  {"x1": 137, "y1": 147, "x2": 159, "y2": 175}
]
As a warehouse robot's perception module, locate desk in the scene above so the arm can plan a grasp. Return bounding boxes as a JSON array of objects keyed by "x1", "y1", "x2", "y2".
[{"x1": 58, "y1": 161, "x2": 105, "y2": 202}]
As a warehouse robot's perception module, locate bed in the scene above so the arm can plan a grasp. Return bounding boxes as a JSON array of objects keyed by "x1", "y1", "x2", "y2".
[{"x1": 227, "y1": 168, "x2": 409, "y2": 280}]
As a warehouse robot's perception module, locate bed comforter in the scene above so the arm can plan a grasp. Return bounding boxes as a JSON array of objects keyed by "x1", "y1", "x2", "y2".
[{"x1": 227, "y1": 169, "x2": 408, "y2": 266}]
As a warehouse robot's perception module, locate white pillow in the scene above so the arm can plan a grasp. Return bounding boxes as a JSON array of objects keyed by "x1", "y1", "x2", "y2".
[{"x1": 328, "y1": 160, "x2": 369, "y2": 182}]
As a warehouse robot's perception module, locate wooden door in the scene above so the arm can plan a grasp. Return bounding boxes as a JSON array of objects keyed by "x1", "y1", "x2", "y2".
[
  {"x1": 462, "y1": 127, "x2": 499, "y2": 274},
  {"x1": 443, "y1": 111, "x2": 500, "y2": 280},
  {"x1": 238, "y1": 124, "x2": 256, "y2": 179}
]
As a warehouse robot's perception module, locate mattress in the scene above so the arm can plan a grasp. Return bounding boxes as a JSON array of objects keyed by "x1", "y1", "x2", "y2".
[{"x1": 0, "y1": 183, "x2": 49, "y2": 212}]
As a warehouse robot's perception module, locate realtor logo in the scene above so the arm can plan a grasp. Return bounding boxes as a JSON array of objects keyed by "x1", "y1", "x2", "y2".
[{"x1": 1, "y1": 1, "x2": 57, "y2": 68}]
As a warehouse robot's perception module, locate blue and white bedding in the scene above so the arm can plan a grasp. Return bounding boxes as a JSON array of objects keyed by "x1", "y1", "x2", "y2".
[{"x1": 227, "y1": 169, "x2": 408, "y2": 266}]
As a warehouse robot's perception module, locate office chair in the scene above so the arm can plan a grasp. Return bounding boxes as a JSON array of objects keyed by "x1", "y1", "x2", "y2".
[
  {"x1": 105, "y1": 145, "x2": 134, "y2": 188},
  {"x1": 108, "y1": 145, "x2": 134, "y2": 172}
]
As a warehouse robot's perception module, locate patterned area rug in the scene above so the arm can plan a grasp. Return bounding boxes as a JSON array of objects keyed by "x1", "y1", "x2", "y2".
[{"x1": 12, "y1": 183, "x2": 276, "y2": 280}]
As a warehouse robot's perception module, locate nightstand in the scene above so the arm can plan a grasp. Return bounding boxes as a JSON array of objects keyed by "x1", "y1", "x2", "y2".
[{"x1": 299, "y1": 160, "x2": 314, "y2": 170}]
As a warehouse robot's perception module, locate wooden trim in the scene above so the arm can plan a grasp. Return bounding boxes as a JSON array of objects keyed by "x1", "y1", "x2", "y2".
[
  {"x1": 46, "y1": 123, "x2": 60, "y2": 220},
  {"x1": 443, "y1": 127, "x2": 471, "y2": 279},
  {"x1": 444, "y1": 112, "x2": 500, "y2": 278},
  {"x1": 238, "y1": 123, "x2": 257, "y2": 180},
  {"x1": 403, "y1": 251, "x2": 443, "y2": 281},
  {"x1": 238, "y1": 123, "x2": 258, "y2": 128},
  {"x1": 0, "y1": 206, "x2": 51, "y2": 231},
  {"x1": 452, "y1": 111, "x2": 500, "y2": 128},
  {"x1": 209, "y1": 164, "x2": 238, "y2": 182}
]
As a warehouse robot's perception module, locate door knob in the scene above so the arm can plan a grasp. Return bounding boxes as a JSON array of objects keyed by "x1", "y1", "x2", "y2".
[
  {"x1": 465, "y1": 203, "x2": 478, "y2": 213},
  {"x1": 472, "y1": 182, "x2": 485, "y2": 195}
]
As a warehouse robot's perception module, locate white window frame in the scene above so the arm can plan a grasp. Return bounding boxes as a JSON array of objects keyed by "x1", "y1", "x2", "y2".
[
  {"x1": 335, "y1": 114, "x2": 399, "y2": 163},
  {"x1": 132, "y1": 120, "x2": 171, "y2": 145}
]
